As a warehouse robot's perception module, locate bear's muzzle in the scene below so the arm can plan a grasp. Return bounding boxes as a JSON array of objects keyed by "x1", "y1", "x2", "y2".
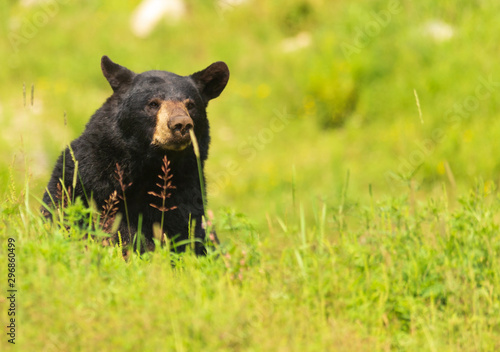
[{"x1": 152, "y1": 100, "x2": 193, "y2": 151}]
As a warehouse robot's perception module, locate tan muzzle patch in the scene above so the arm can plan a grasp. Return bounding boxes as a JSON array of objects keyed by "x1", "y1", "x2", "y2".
[{"x1": 152, "y1": 100, "x2": 194, "y2": 150}]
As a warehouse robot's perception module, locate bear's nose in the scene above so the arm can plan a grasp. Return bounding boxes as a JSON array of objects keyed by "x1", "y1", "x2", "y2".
[{"x1": 168, "y1": 115, "x2": 193, "y2": 135}]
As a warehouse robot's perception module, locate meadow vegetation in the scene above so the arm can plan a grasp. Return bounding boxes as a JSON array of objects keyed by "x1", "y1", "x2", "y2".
[{"x1": 1, "y1": 0, "x2": 500, "y2": 350}]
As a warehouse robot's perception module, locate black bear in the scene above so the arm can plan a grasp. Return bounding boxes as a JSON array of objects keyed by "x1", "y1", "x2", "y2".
[{"x1": 42, "y1": 56, "x2": 230, "y2": 254}]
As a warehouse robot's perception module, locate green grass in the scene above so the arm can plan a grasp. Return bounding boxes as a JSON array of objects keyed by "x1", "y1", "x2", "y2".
[
  {"x1": 1, "y1": 0, "x2": 500, "y2": 350},
  {"x1": 1, "y1": 179, "x2": 500, "y2": 350}
]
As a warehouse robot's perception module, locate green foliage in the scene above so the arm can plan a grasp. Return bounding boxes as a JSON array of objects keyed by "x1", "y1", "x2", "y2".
[
  {"x1": 2, "y1": 0, "x2": 500, "y2": 350},
  {"x1": 2, "y1": 180, "x2": 500, "y2": 350}
]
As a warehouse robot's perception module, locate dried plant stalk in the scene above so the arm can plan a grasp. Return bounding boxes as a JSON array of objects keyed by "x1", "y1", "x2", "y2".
[
  {"x1": 100, "y1": 190, "x2": 119, "y2": 232},
  {"x1": 148, "y1": 155, "x2": 177, "y2": 213},
  {"x1": 114, "y1": 163, "x2": 132, "y2": 241},
  {"x1": 56, "y1": 182, "x2": 72, "y2": 209}
]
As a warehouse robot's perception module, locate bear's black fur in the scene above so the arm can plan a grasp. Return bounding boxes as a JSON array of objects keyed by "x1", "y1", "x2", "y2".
[{"x1": 42, "y1": 56, "x2": 229, "y2": 254}]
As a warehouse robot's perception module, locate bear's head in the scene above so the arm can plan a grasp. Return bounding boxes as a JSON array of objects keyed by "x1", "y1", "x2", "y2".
[{"x1": 100, "y1": 56, "x2": 229, "y2": 156}]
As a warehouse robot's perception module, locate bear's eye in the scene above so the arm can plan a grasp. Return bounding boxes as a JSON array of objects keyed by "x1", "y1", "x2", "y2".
[
  {"x1": 185, "y1": 101, "x2": 195, "y2": 111},
  {"x1": 147, "y1": 100, "x2": 160, "y2": 109}
]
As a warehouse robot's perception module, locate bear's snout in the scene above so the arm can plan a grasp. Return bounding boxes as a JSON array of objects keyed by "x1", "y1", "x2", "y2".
[
  {"x1": 152, "y1": 100, "x2": 193, "y2": 150},
  {"x1": 168, "y1": 114, "x2": 193, "y2": 136}
]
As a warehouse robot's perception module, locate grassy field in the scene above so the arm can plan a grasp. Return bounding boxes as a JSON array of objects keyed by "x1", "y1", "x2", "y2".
[{"x1": 1, "y1": 0, "x2": 500, "y2": 350}]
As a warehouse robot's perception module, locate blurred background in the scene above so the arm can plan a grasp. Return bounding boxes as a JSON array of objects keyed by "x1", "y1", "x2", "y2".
[{"x1": 1, "y1": 0, "x2": 500, "y2": 232}]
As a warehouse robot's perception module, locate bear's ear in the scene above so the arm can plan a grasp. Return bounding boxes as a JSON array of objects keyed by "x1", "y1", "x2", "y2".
[
  {"x1": 101, "y1": 56, "x2": 135, "y2": 92},
  {"x1": 191, "y1": 62, "x2": 230, "y2": 103}
]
